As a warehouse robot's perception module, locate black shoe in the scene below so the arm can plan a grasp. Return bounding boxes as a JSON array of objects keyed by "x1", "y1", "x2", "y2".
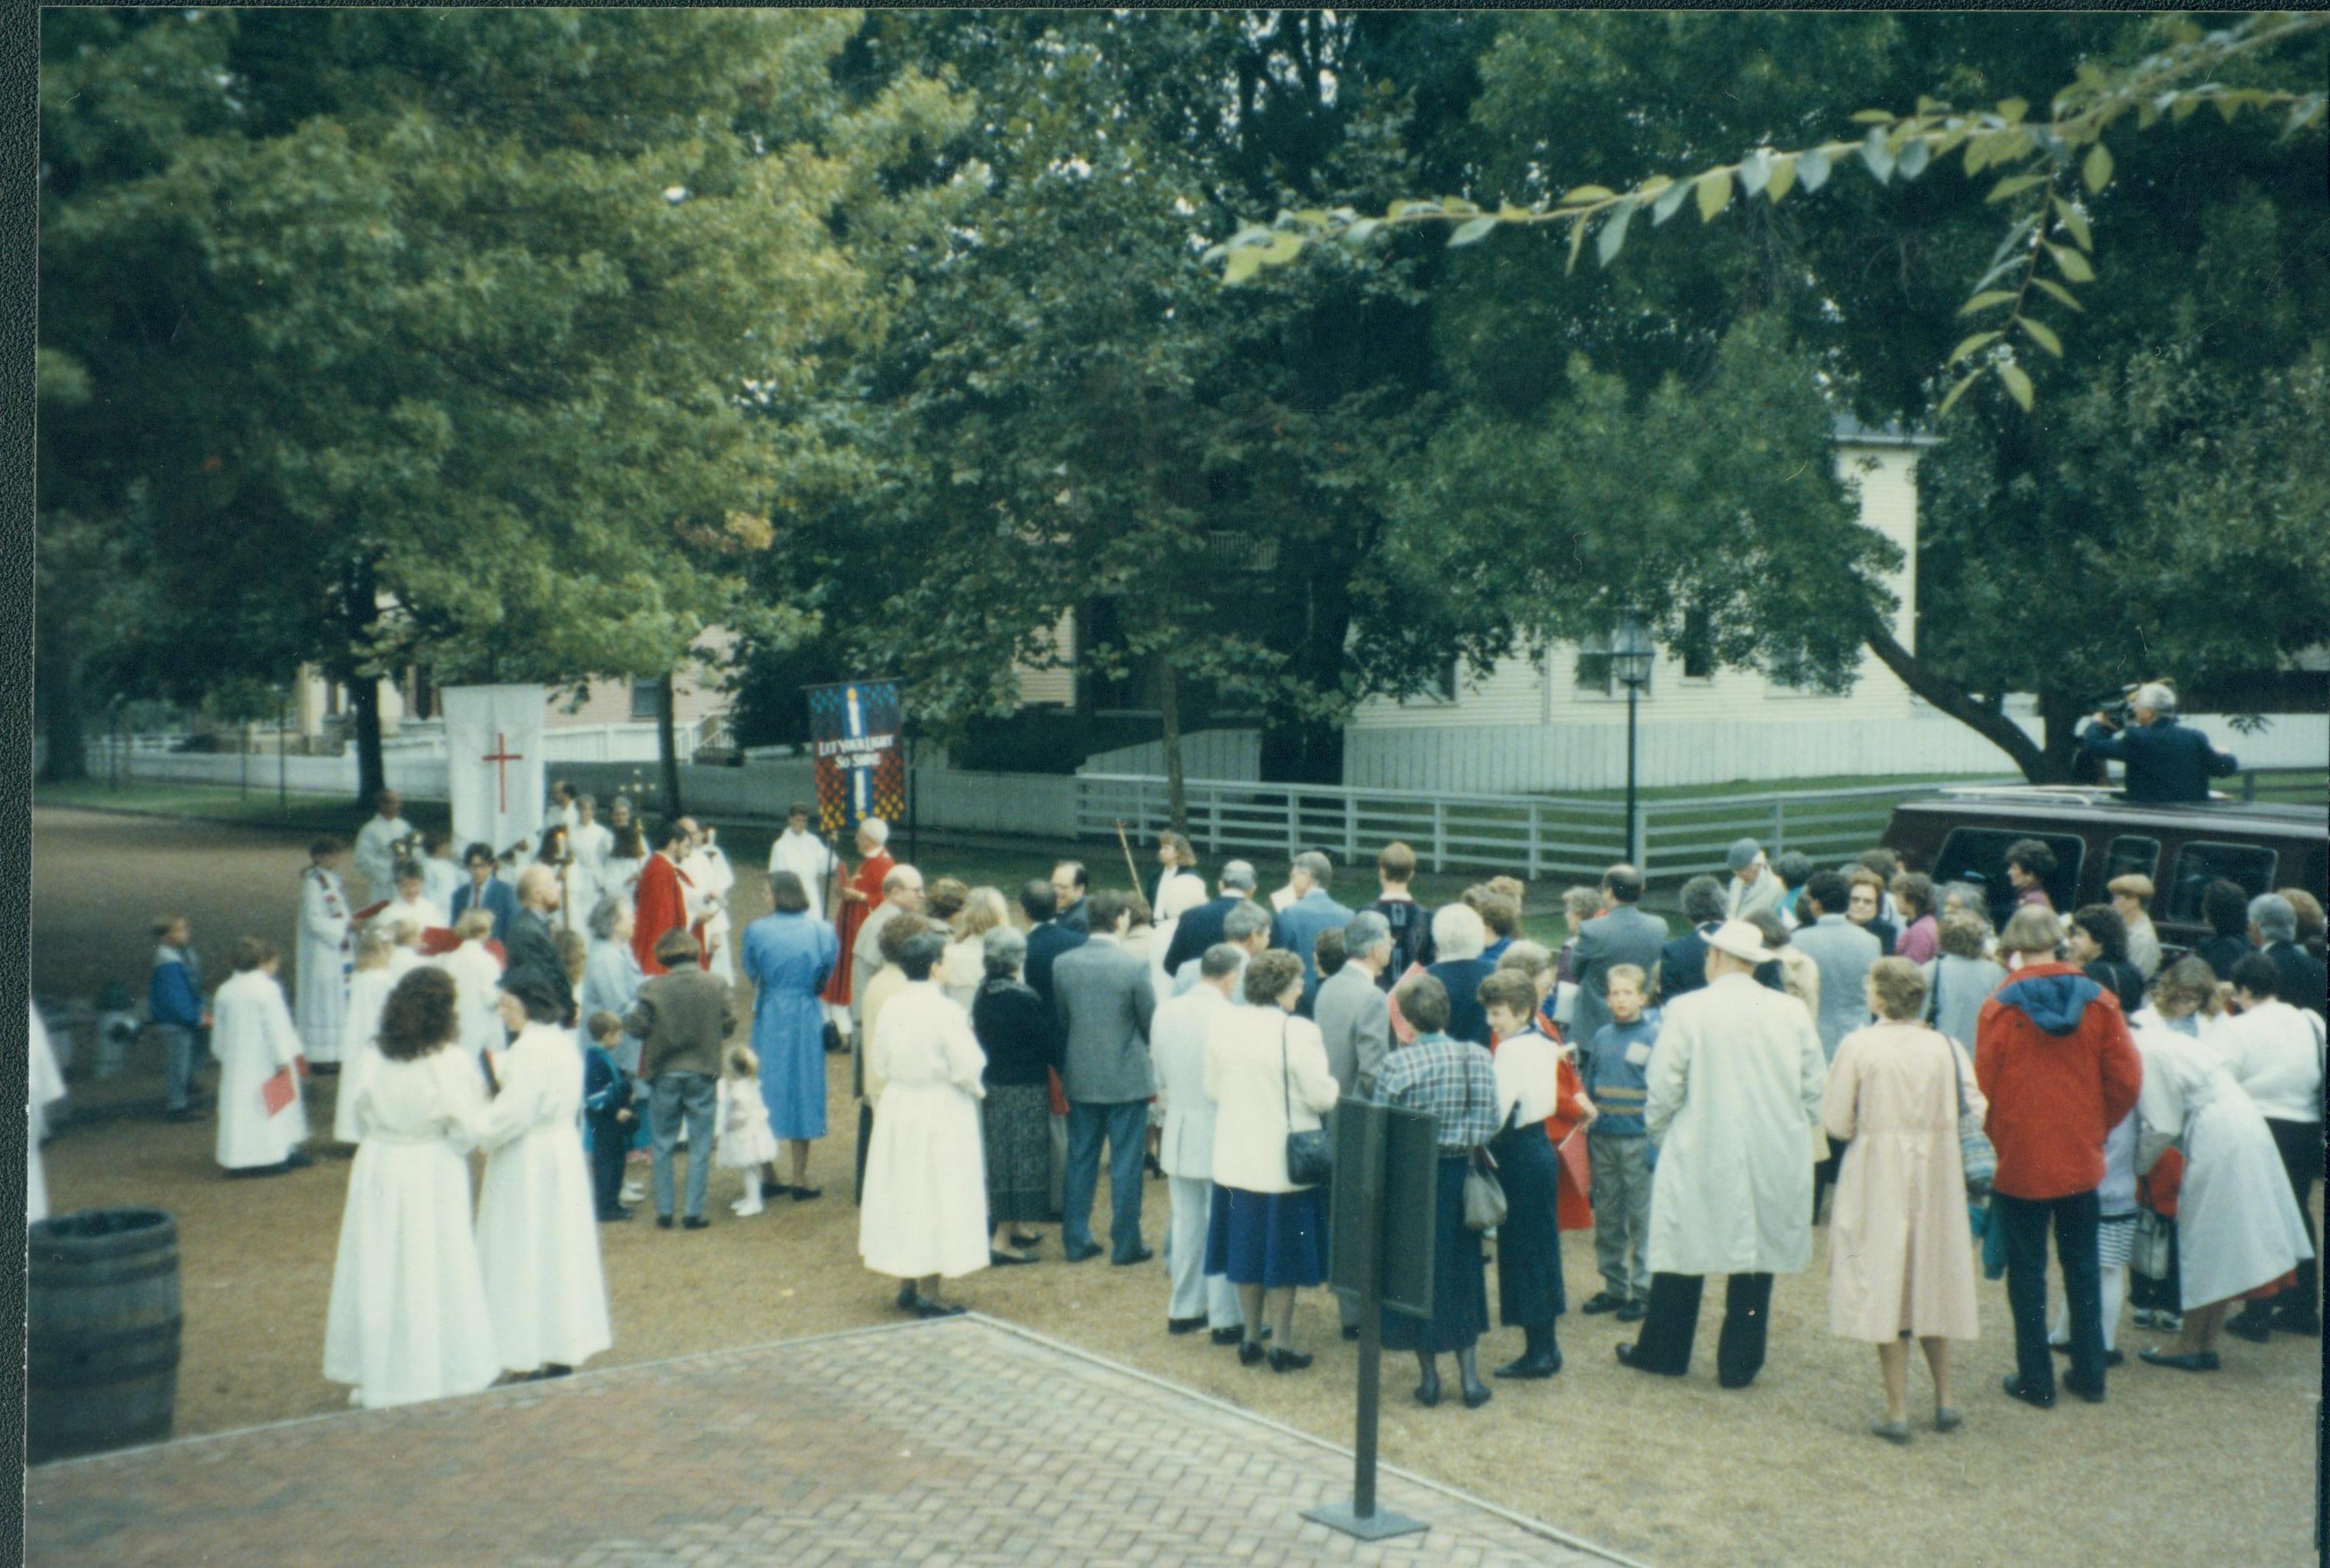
[
  {"x1": 1614, "y1": 1342, "x2": 1675, "y2": 1377},
  {"x1": 1615, "y1": 1299, "x2": 1648, "y2": 1324},
  {"x1": 790, "y1": 1187, "x2": 823, "y2": 1202},
  {"x1": 1238, "y1": 1340, "x2": 1266, "y2": 1367},
  {"x1": 1461, "y1": 1377, "x2": 1492, "y2": 1409},
  {"x1": 1211, "y1": 1327, "x2": 1245, "y2": 1346},
  {"x1": 1579, "y1": 1291, "x2": 1626, "y2": 1315},
  {"x1": 1009, "y1": 1232, "x2": 1045, "y2": 1249},
  {"x1": 2061, "y1": 1375, "x2": 2106, "y2": 1404},
  {"x1": 1063, "y1": 1243, "x2": 1104, "y2": 1264},
  {"x1": 1268, "y1": 1349, "x2": 1314, "y2": 1374},
  {"x1": 282, "y1": 1149, "x2": 314, "y2": 1171},
  {"x1": 1341, "y1": 1325, "x2": 1361, "y2": 1342},
  {"x1": 1112, "y1": 1247, "x2": 1155, "y2": 1267},
  {"x1": 1168, "y1": 1316, "x2": 1207, "y2": 1335},
  {"x1": 1717, "y1": 1370, "x2": 1759, "y2": 1390},
  {"x1": 1999, "y1": 1374, "x2": 2055, "y2": 1409},
  {"x1": 598, "y1": 1207, "x2": 634, "y2": 1223},
  {"x1": 762, "y1": 1180, "x2": 792, "y2": 1199},
  {"x1": 989, "y1": 1249, "x2": 1039, "y2": 1267},
  {"x1": 1494, "y1": 1354, "x2": 1561, "y2": 1380},
  {"x1": 2139, "y1": 1347, "x2": 2221, "y2": 1372},
  {"x1": 913, "y1": 1297, "x2": 967, "y2": 1319},
  {"x1": 1414, "y1": 1371, "x2": 1441, "y2": 1407},
  {"x1": 1145, "y1": 1153, "x2": 1165, "y2": 1180},
  {"x1": 656, "y1": 1214, "x2": 675, "y2": 1230},
  {"x1": 896, "y1": 1284, "x2": 919, "y2": 1312},
  {"x1": 683, "y1": 1215, "x2": 710, "y2": 1231},
  {"x1": 2271, "y1": 1310, "x2": 2320, "y2": 1337},
  {"x1": 540, "y1": 1363, "x2": 572, "y2": 1379},
  {"x1": 2224, "y1": 1314, "x2": 2272, "y2": 1344}
]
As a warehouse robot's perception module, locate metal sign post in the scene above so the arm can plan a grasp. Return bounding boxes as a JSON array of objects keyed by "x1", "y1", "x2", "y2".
[{"x1": 1305, "y1": 1099, "x2": 1435, "y2": 1543}]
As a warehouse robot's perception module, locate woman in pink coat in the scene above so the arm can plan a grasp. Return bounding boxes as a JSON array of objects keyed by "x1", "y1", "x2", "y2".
[{"x1": 1822, "y1": 958, "x2": 1984, "y2": 1446}]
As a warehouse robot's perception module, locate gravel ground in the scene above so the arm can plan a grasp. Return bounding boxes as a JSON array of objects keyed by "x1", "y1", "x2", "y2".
[{"x1": 28, "y1": 805, "x2": 2323, "y2": 1568}]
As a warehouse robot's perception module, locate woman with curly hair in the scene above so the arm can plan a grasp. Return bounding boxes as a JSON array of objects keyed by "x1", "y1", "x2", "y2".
[{"x1": 322, "y1": 967, "x2": 500, "y2": 1409}]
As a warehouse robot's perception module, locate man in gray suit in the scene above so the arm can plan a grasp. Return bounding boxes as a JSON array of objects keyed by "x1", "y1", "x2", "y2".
[
  {"x1": 1568, "y1": 864, "x2": 1668, "y2": 1069},
  {"x1": 1052, "y1": 889, "x2": 1159, "y2": 1265},
  {"x1": 1788, "y1": 869, "x2": 1881, "y2": 1224},
  {"x1": 1314, "y1": 911, "x2": 1395, "y2": 1338},
  {"x1": 1151, "y1": 944, "x2": 1247, "y2": 1340}
]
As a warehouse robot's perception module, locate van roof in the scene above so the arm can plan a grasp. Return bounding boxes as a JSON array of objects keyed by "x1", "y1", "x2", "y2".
[{"x1": 1898, "y1": 788, "x2": 2327, "y2": 839}]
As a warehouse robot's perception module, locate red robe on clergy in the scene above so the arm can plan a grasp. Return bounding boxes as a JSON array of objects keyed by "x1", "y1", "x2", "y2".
[
  {"x1": 820, "y1": 851, "x2": 893, "y2": 1006},
  {"x1": 632, "y1": 852, "x2": 700, "y2": 977}
]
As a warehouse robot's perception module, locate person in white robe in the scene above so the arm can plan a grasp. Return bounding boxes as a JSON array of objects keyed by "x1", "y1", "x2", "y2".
[
  {"x1": 322, "y1": 966, "x2": 501, "y2": 1408},
  {"x1": 211, "y1": 938, "x2": 313, "y2": 1172},
  {"x1": 2134, "y1": 958, "x2": 2317, "y2": 1371},
  {"x1": 570, "y1": 793, "x2": 613, "y2": 887},
  {"x1": 27, "y1": 1005, "x2": 67, "y2": 1223},
  {"x1": 433, "y1": 912, "x2": 509, "y2": 1068},
  {"x1": 334, "y1": 928, "x2": 401, "y2": 1144},
  {"x1": 682, "y1": 826, "x2": 738, "y2": 986},
  {"x1": 351, "y1": 790, "x2": 418, "y2": 902},
  {"x1": 1621, "y1": 920, "x2": 1826, "y2": 1387},
  {"x1": 420, "y1": 832, "x2": 464, "y2": 917},
  {"x1": 859, "y1": 931, "x2": 990, "y2": 1315},
  {"x1": 474, "y1": 975, "x2": 612, "y2": 1378},
  {"x1": 296, "y1": 839, "x2": 354, "y2": 1063},
  {"x1": 769, "y1": 804, "x2": 840, "y2": 919},
  {"x1": 371, "y1": 859, "x2": 449, "y2": 946},
  {"x1": 543, "y1": 780, "x2": 580, "y2": 839}
]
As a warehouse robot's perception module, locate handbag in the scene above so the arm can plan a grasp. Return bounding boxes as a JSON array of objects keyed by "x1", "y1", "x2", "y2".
[
  {"x1": 2129, "y1": 1208, "x2": 2175, "y2": 1282},
  {"x1": 1460, "y1": 1055, "x2": 1507, "y2": 1230},
  {"x1": 1281, "y1": 1018, "x2": 1332, "y2": 1188},
  {"x1": 1949, "y1": 1035, "x2": 1996, "y2": 1197}
]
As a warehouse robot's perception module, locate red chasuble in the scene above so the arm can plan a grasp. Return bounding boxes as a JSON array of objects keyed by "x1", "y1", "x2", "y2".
[
  {"x1": 821, "y1": 852, "x2": 893, "y2": 1006},
  {"x1": 633, "y1": 853, "x2": 696, "y2": 977}
]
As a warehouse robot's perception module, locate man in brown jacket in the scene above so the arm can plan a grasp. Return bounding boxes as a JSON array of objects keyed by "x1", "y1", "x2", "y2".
[{"x1": 625, "y1": 929, "x2": 736, "y2": 1230}]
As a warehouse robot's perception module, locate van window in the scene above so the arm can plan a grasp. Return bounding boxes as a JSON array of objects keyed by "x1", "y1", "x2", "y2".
[
  {"x1": 1931, "y1": 829, "x2": 2086, "y2": 929},
  {"x1": 2105, "y1": 836, "x2": 2160, "y2": 885},
  {"x1": 2164, "y1": 842, "x2": 2279, "y2": 925}
]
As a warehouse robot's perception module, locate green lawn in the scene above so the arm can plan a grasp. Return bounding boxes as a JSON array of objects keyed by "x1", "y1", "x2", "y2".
[{"x1": 34, "y1": 779, "x2": 454, "y2": 835}]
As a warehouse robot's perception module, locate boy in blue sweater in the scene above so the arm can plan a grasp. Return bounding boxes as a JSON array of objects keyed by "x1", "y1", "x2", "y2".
[
  {"x1": 1579, "y1": 965, "x2": 1659, "y2": 1321},
  {"x1": 583, "y1": 1012, "x2": 638, "y2": 1222},
  {"x1": 148, "y1": 916, "x2": 208, "y2": 1120}
]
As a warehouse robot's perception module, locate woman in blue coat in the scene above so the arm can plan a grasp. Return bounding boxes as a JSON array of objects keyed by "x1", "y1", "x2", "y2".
[{"x1": 742, "y1": 871, "x2": 840, "y2": 1201}]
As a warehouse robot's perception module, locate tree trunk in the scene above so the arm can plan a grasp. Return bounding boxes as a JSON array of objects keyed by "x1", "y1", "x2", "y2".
[
  {"x1": 2035, "y1": 686, "x2": 2091, "y2": 785},
  {"x1": 1258, "y1": 571, "x2": 1352, "y2": 786},
  {"x1": 347, "y1": 672, "x2": 386, "y2": 808},
  {"x1": 37, "y1": 647, "x2": 88, "y2": 783},
  {"x1": 1158, "y1": 657, "x2": 1189, "y2": 840},
  {"x1": 655, "y1": 671, "x2": 684, "y2": 816},
  {"x1": 1860, "y1": 620, "x2": 2051, "y2": 782}
]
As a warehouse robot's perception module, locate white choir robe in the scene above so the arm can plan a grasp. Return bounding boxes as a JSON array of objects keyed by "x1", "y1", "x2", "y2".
[
  {"x1": 27, "y1": 1006, "x2": 66, "y2": 1222},
  {"x1": 211, "y1": 969, "x2": 311, "y2": 1169},
  {"x1": 600, "y1": 855, "x2": 644, "y2": 907},
  {"x1": 421, "y1": 856, "x2": 464, "y2": 916},
  {"x1": 570, "y1": 821, "x2": 614, "y2": 887},
  {"x1": 433, "y1": 941, "x2": 508, "y2": 1066},
  {"x1": 769, "y1": 828, "x2": 840, "y2": 921},
  {"x1": 373, "y1": 895, "x2": 447, "y2": 938},
  {"x1": 322, "y1": 1048, "x2": 501, "y2": 1408},
  {"x1": 297, "y1": 867, "x2": 352, "y2": 1062},
  {"x1": 334, "y1": 967, "x2": 400, "y2": 1144},
  {"x1": 353, "y1": 814, "x2": 417, "y2": 900},
  {"x1": 543, "y1": 800, "x2": 580, "y2": 839},
  {"x1": 858, "y1": 982, "x2": 991, "y2": 1281},
  {"x1": 475, "y1": 1022, "x2": 612, "y2": 1374},
  {"x1": 683, "y1": 846, "x2": 738, "y2": 983}
]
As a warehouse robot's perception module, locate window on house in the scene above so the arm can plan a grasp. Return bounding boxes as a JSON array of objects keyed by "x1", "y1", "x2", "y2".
[
  {"x1": 631, "y1": 678, "x2": 661, "y2": 721},
  {"x1": 1424, "y1": 657, "x2": 1459, "y2": 704},
  {"x1": 1680, "y1": 607, "x2": 1714, "y2": 681},
  {"x1": 1574, "y1": 629, "x2": 1649, "y2": 698}
]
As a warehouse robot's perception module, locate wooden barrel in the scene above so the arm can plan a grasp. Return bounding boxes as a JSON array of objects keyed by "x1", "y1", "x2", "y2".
[{"x1": 26, "y1": 1208, "x2": 182, "y2": 1464}]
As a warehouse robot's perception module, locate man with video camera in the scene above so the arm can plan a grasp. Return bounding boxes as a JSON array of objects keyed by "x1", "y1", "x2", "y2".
[{"x1": 2078, "y1": 682, "x2": 2239, "y2": 805}]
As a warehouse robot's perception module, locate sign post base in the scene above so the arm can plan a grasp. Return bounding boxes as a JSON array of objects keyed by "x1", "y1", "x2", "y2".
[{"x1": 1301, "y1": 1501, "x2": 1429, "y2": 1543}]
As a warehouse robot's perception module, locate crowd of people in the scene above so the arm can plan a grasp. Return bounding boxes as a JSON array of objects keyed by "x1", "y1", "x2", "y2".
[{"x1": 32, "y1": 782, "x2": 2324, "y2": 1440}]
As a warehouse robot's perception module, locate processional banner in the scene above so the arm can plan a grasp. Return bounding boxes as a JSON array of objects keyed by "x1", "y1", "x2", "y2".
[
  {"x1": 806, "y1": 680, "x2": 905, "y2": 836},
  {"x1": 441, "y1": 684, "x2": 549, "y2": 864}
]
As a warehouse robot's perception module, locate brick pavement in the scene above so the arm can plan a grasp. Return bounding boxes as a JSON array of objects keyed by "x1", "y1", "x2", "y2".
[{"x1": 24, "y1": 1316, "x2": 1634, "y2": 1567}]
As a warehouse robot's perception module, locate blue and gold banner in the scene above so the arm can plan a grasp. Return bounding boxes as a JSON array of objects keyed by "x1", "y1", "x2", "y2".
[{"x1": 806, "y1": 679, "x2": 905, "y2": 835}]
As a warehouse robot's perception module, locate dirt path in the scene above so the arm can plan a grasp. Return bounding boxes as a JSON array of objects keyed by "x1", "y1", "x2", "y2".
[{"x1": 28, "y1": 806, "x2": 2322, "y2": 1567}]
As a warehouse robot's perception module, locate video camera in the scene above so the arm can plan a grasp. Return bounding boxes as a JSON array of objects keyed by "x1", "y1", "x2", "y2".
[{"x1": 2086, "y1": 678, "x2": 2175, "y2": 732}]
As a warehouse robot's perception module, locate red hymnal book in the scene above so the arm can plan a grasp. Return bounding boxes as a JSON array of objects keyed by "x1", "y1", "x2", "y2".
[{"x1": 261, "y1": 1067, "x2": 298, "y2": 1117}]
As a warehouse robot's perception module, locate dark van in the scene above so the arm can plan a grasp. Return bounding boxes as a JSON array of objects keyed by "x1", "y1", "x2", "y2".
[{"x1": 1882, "y1": 786, "x2": 2328, "y2": 956}]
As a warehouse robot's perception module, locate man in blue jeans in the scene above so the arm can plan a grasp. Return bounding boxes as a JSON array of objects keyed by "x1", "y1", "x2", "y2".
[
  {"x1": 1051, "y1": 890, "x2": 1158, "y2": 1265},
  {"x1": 623, "y1": 928, "x2": 736, "y2": 1230}
]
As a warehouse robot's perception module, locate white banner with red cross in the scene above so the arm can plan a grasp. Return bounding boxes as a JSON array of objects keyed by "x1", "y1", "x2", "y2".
[{"x1": 441, "y1": 684, "x2": 548, "y2": 868}]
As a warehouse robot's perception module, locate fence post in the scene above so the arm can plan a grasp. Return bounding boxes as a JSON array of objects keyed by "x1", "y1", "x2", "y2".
[
  {"x1": 1770, "y1": 799, "x2": 1786, "y2": 854},
  {"x1": 1287, "y1": 790, "x2": 1301, "y2": 863},
  {"x1": 1431, "y1": 799, "x2": 1447, "y2": 873},
  {"x1": 1344, "y1": 793, "x2": 1358, "y2": 863},
  {"x1": 1526, "y1": 803, "x2": 1542, "y2": 881},
  {"x1": 2243, "y1": 770, "x2": 2257, "y2": 803},
  {"x1": 1631, "y1": 800, "x2": 1647, "y2": 872},
  {"x1": 1208, "y1": 786, "x2": 1223, "y2": 856}
]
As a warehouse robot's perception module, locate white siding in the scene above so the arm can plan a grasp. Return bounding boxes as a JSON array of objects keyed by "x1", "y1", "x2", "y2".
[{"x1": 1013, "y1": 613, "x2": 1078, "y2": 707}]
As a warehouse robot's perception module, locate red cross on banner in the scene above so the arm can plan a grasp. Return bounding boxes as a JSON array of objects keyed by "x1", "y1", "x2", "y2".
[{"x1": 481, "y1": 732, "x2": 524, "y2": 812}]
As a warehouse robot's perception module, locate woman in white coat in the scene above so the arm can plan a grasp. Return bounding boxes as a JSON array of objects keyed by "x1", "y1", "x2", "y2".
[
  {"x1": 323, "y1": 967, "x2": 501, "y2": 1408},
  {"x1": 1204, "y1": 950, "x2": 1339, "y2": 1373},
  {"x1": 211, "y1": 938, "x2": 313, "y2": 1174},
  {"x1": 2134, "y1": 958, "x2": 2317, "y2": 1373},
  {"x1": 1821, "y1": 959, "x2": 1983, "y2": 1443},
  {"x1": 1149, "y1": 832, "x2": 1210, "y2": 993},
  {"x1": 475, "y1": 972, "x2": 611, "y2": 1380},
  {"x1": 295, "y1": 839, "x2": 353, "y2": 1062},
  {"x1": 859, "y1": 931, "x2": 992, "y2": 1317}
]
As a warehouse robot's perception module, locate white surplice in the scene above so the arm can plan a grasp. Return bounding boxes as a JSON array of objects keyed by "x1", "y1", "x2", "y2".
[
  {"x1": 212, "y1": 968, "x2": 311, "y2": 1169},
  {"x1": 683, "y1": 845, "x2": 738, "y2": 983},
  {"x1": 296, "y1": 866, "x2": 351, "y2": 1061},
  {"x1": 321, "y1": 1048, "x2": 501, "y2": 1407},
  {"x1": 353, "y1": 814, "x2": 417, "y2": 900},
  {"x1": 769, "y1": 827, "x2": 840, "y2": 920},
  {"x1": 333, "y1": 967, "x2": 398, "y2": 1144},
  {"x1": 432, "y1": 940, "x2": 508, "y2": 1066},
  {"x1": 859, "y1": 982, "x2": 990, "y2": 1281},
  {"x1": 475, "y1": 1022, "x2": 611, "y2": 1373}
]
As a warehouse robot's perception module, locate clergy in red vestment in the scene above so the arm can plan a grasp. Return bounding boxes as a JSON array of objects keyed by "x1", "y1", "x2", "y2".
[
  {"x1": 633, "y1": 820, "x2": 700, "y2": 977},
  {"x1": 820, "y1": 817, "x2": 894, "y2": 1009}
]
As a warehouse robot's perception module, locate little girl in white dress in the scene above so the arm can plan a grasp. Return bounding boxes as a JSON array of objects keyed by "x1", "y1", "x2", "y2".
[{"x1": 719, "y1": 1044, "x2": 781, "y2": 1217}]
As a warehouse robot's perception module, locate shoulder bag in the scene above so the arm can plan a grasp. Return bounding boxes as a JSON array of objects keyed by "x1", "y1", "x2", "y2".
[
  {"x1": 1949, "y1": 1033, "x2": 1996, "y2": 1197},
  {"x1": 2129, "y1": 1207, "x2": 2175, "y2": 1281},
  {"x1": 1281, "y1": 1017, "x2": 1332, "y2": 1188},
  {"x1": 1460, "y1": 1046, "x2": 1507, "y2": 1230}
]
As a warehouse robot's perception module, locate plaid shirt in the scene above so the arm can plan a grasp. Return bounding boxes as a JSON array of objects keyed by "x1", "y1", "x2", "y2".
[{"x1": 1374, "y1": 1032, "x2": 1501, "y2": 1153}]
